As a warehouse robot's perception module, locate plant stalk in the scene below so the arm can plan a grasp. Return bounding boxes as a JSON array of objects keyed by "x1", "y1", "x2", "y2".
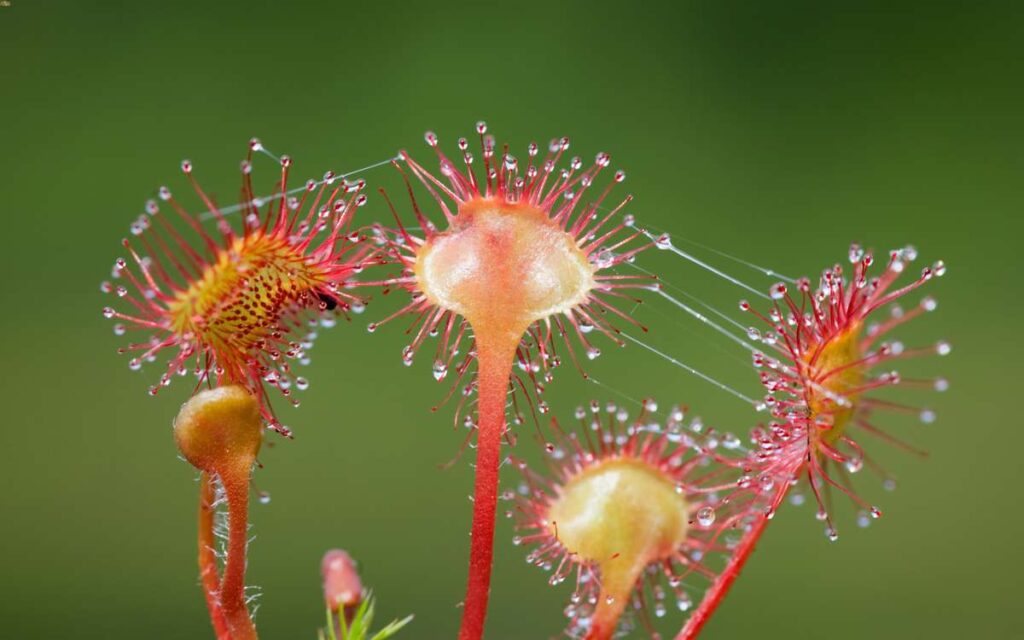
[
  {"x1": 676, "y1": 484, "x2": 789, "y2": 639},
  {"x1": 220, "y1": 467, "x2": 259, "y2": 640},
  {"x1": 198, "y1": 472, "x2": 231, "y2": 640},
  {"x1": 456, "y1": 334, "x2": 517, "y2": 640}
]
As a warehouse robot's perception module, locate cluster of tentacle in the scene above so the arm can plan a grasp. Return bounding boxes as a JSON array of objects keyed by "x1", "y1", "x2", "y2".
[
  {"x1": 742, "y1": 244, "x2": 948, "y2": 536},
  {"x1": 365, "y1": 122, "x2": 654, "y2": 429},
  {"x1": 510, "y1": 399, "x2": 772, "y2": 638},
  {"x1": 101, "y1": 141, "x2": 374, "y2": 434}
]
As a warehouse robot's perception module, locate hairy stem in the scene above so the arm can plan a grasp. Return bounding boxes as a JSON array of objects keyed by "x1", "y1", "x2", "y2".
[
  {"x1": 220, "y1": 467, "x2": 258, "y2": 640},
  {"x1": 457, "y1": 335, "x2": 517, "y2": 640},
  {"x1": 198, "y1": 472, "x2": 230, "y2": 640}
]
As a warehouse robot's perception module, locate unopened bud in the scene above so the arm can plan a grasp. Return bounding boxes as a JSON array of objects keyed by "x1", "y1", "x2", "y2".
[{"x1": 322, "y1": 549, "x2": 363, "y2": 619}]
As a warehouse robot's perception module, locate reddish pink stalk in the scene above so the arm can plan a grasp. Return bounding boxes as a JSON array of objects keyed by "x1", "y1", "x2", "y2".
[
  {"x1": 586, "y1": 602, "x2": 626, "y2": 640},
  {"x1": 457, "y1": 338, "x2": 517, "y2": 640},
  {"x1": 676, "y1": 516, "x2": 770, "y2": 639},
  {"x1": 198, "y1": 472, "x2": 230, "y2": 640},
  {"x1": 220, "y1": 468, "x2": 258, "y2": 640},
  {"x1": 677, "y1": 485, "x2": 789, "y2": 639}
]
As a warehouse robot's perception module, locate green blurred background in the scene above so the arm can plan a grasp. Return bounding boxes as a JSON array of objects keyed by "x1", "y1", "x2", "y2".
[{"x1": 1, "y1": 1, "x2": 1020, "y2": 638}]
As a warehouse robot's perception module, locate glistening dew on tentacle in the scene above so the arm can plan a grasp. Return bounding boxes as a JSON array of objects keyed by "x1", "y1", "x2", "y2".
[
  {"x1": 742, "y1": 244, "x2": 948, "y2": 540},
  {"x1": 511, "y1": 399, "x2": 774, "y2": 640},
  {"x1": 364, "y1": 123, "x2": 654, "y2": 419},
  {"x1": 556, "y1": 235, "x2": 949, "y2": 639},
  {"x1": 101, "y1": 140, "x2": 375, "y2": 436},
  {"x1": 358, "y1": 122, "x2": 656, "y2": 640}
]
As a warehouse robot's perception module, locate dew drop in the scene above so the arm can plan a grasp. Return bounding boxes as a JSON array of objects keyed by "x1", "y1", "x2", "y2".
[
  {"x1": 696, "y1": 506, "x2": 716, "y2": 527},
  {"x1": 677, "y1": 593, "x2": 692, "y2": 611},
  {"x1": 258, "y1": 491, "x2": 271, "y2": 505}
]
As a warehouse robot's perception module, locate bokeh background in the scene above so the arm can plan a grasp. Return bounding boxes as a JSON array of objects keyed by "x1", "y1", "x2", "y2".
[{"x1": 1, "y1": 1, "x2": 1020, "y2": 638}]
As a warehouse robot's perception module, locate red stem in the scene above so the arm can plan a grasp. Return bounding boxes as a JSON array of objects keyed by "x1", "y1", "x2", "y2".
[
  {"x1": 198, "y1": 472, "x2": 231, "y2": 640},
  {"x1": 457, "y1": 337, "x2": 517, "y2": 640},
  {"x1": 676, "y1": 516, "x2": 769, "y2": 639},
  {"x1": 676, "y1": 486, "x2": 789, "y2": 639},
  {"x1": 585, "y1": 592, "x2": 628, "y2": 640},
  {"x1": 220, "y1": 468, "x2": 259, "y2": 640},
  {"x1": 585, "y1": 622, "x2": 616, "y2": 640}
]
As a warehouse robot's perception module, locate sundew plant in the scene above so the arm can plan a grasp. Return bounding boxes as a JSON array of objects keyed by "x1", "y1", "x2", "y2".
[{"x1": 100, "y1": 123, "x2": 948, "y2": 640}]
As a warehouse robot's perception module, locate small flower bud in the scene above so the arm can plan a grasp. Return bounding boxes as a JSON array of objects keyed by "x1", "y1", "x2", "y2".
[{"x1": 322, "y1": 549, "x2": 363, "y2": 621}]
